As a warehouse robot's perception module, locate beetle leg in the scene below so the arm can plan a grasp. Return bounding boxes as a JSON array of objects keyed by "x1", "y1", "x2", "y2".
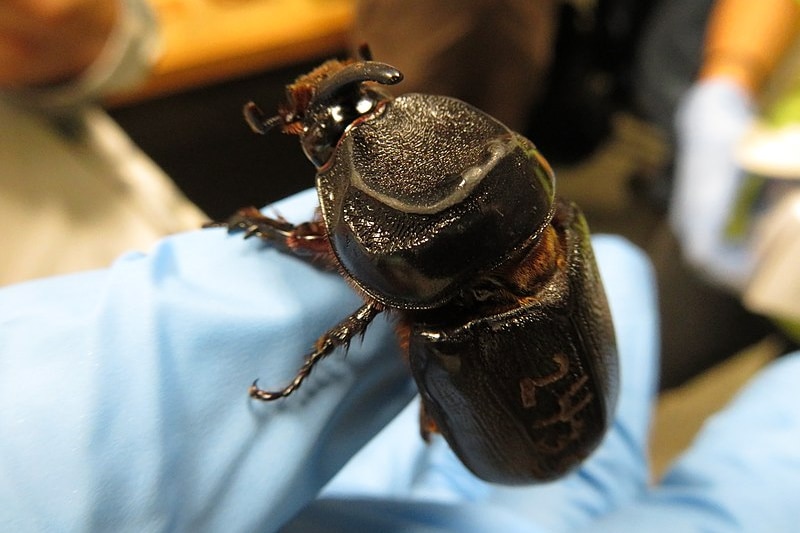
[
  {"x1": 250, "y1": 300, "x2": 384, "y2": 401},
  {"x1": 207, "y1": 207, "x2": 336, "y2": 269},
  {"x1": 418, "y1": 400, "x2": 439, "y2": 442}
]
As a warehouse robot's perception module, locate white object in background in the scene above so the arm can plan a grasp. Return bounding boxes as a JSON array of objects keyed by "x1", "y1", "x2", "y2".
[
  {"x1": 744, "y1": 190, "x2": 800, "y2": 320},
  {"x1": 736, "y1": 120, "x2": 800, "y2": 320},
  {"x1": 736, "y1": 123, "x2": 800, "y2": 180}
]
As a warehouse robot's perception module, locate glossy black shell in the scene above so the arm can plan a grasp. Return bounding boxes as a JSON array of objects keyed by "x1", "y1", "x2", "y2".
[
  {"x1": 407, "y1": 201, "x2": 618, "y2": 483},
  {"x1": 317, "y1": 94, "x2": 555, "y2": 309}
]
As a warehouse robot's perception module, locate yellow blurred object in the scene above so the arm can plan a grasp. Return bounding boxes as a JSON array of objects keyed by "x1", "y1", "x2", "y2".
[
  {"x1": 700, "y1": 0, "x2": 800, "y2": 95},
  {"x1": 110, "y1": 0, "x2": 355, "y2": 104}
]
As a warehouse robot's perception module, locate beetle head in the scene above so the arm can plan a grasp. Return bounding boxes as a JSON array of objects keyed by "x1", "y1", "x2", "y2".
[{"x1": 244, "y1": 59, "x2": 403, "y2": 168}]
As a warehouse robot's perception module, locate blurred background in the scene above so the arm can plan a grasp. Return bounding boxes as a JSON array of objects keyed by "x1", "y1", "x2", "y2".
[{"x1": 107, "y1": 0, "x2": 665, "y2": 223}]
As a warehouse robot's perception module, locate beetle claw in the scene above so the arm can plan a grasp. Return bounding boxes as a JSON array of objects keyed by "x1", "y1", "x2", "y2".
[
  {"x1": 249, "y1": 378, "x2": 287, "y2": 401},
  {"x1": 243, "y1": 225, "x2": 261, "y2": 239},
  {"x1": 248, "y1": 302, "x2": 383, "y2": 402},
  {"x1": 243, "y1": 102, "x2": 282, "y2": 135}
]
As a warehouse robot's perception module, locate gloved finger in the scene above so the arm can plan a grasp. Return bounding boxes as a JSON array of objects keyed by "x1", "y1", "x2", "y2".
[
  {"x1": 0, "y1": 188, "x2": 416, "y2": 533},
  {"x1": 583, "y1": 351, "x2": 800, "y2": 532},
  {"x1": 669, "y1": 78, "x2": 756, "y2": 289},
  {"x1": 312, "y1": 235, "x2": 659, "y2": 532}
]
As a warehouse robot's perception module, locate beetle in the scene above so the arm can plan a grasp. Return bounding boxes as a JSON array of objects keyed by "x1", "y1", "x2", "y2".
[{"x1": 210, "y1": 50, "x2": 618, "y2": 485}]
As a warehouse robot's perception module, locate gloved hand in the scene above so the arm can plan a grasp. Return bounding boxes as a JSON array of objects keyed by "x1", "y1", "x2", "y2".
[
  {"x1": 286, "y1": 219, "x2": 800, "y2": 532},
  {"x1": 4, "y1": 188, "x2": 799, "y2": 532},
  {"x1": 342, "y1": 347, "x2": 800, "y2": 533},
  {"x1": 0, "y1": 188, "x2": 417, "y2": 532},
  {"x1": 669, "y1": 77, "x2": 757, "y2": 290}
]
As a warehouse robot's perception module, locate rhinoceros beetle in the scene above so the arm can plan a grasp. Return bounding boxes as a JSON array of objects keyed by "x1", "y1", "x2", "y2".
[{"x1": 210, "y1": 49, "x2": 618, "y2": 485}]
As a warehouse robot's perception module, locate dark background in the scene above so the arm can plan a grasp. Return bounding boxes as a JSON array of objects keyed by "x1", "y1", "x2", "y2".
[{"x1": 110, "y1": 59, "x2": 322, "y2": 221}]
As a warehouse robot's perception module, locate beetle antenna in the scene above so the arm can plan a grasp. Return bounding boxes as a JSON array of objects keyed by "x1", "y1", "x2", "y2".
[
  {"x1": 357, "y1": 43, "x2": 373, "y2": 61},
  {"x1": 243, "y1": 101, "x2": 282, "y2": 134}
]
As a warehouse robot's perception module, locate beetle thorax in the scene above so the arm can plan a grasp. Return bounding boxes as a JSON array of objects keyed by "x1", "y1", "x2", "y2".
[
  {"x1": 344, "y1": 95, "x2": 513, "y2": 215},
  {"x1": 317, "y1": 94, "x2": 556, "y2": 310}
]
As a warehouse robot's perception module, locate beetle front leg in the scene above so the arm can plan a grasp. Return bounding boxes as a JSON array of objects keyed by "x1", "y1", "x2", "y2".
[
  {"x1": 206, "y1": 207, "x2": 336, "y2": 268},
  {"x1": 250, "y1": 300, "x2": 384, "y2": 401}
]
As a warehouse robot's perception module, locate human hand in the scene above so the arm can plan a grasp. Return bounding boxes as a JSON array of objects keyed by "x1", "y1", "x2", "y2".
[
  {"x1": 0, "y1": 0, "x2": 119, "y2": 88},
  {"x1": 669, "y1": 77, "x2": 756, "y2": 290}
]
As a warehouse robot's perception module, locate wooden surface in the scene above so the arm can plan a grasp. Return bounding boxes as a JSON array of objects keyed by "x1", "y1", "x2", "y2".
[{"x1": 113, "y1": 0, "x2": 354, "y2": 104}]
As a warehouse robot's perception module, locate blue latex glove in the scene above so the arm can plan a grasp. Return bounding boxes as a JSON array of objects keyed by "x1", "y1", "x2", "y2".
[
  {"x1": 4, "y1": 188, "x2": 799, "y2": 531},
  {"x1": 291, "y1": 351, "x2": 800, "y2": 533},
  {"x1": 286, "y1": 208, "x2": 800, "y2": 532},
  {"x1": 0, "y1": 188, "x2": 416, "y2": 531},
  {"x1": 283, "y1": 227, "x2": 660, "y2": 532},
  {"x1": 670, "y1": 78, "x2": 757, "y2": 290}
]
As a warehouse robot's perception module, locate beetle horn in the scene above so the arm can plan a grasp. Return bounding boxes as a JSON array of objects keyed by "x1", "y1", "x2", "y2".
[
  {"x1": 243, "y1": 101, "x2": 282, "y2": 134},
  {"x1": 313, "y1": 61, "x2": 403, "y2": 105}
]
